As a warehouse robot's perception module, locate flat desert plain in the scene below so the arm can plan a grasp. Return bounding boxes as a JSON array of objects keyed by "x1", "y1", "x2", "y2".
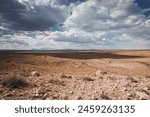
[{"x1": 0, "y1": 50, "x2": 150, "y2": 100}]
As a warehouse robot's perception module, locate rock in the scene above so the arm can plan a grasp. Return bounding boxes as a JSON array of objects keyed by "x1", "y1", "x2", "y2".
[
  {"x1": 18, "y1": 93, "x2": 24, "y2": 96},
  {"x1": 60, "y1": 73, "x2": 72, "y2": 78},
  {"x1": 60, "y1": 73, "x2": 67, "y2": 78},
  {"x1": 63, "y1": 96, "x2": 69, "y2": 100},
  {"x1": 91, "y1": 95, "x2": 98, "y2": 100},
  {"x1": 36, "y1": 87, "x2": 46, "y2": 95},
  {"x1": 48, "y1": 79, "x2": 65, "y2": 86},
  {"x1": 4, "y1": 93, "x2": 13, "y2": 97},
  {"x1": 12, "y1": 90, "x2": 16, "y2": 93},
  {"x1": 147, "y1": 86, "x2": 150, "y2": 90},
  {"x1": 31, "y1": 71, "x2": 40, "y2": 76},
  {"x1": 43, "y1": 93, "x2": 48, "y2": 98},
  {"x1": 136, "y1": 92, "x2": 149, "y2": 100},
  {"x1": 67, "y1": 76, "x2": 72, "y2": 78},
  {"x1": 46, "y1": 87, "x2": 52, "y2": 92},
  {"x1": 33, "y1": 93, "x2": 40, "y2": 98},
  {"x1": 52, "y1": 94, "x2": 59, "y2": 99},
  {"x1": 69, "y1": 91, "x2": 74, "y2": 94},
  {"x1": 145, "y1": 76, "x2": 150, "y2": 78},
  {"x1": 96, "y1": 70, "x2": 101, "y2": 76},
  {"x1": 75, "y1": 96, "x2": 82, "y2": 100},
  {"x1": 127, "y1": 93, "x2": 132, "y2": 96},
  {"x1": 0, "y1": 85, "x2": 3, "y2": 88},
  {"x1": 0, "y1": 89, "x2": 3, "y2": 94},
  {"x1": 46, "y1": 97, "x2": 54, "y2": 100},
  {"x1": 130, "y1": 78, "x2": 138, "y2": 83},
  {"x1": 96, "y1": 70, "x2": 107, "y2": 77},
  {"x1": 141, "y1": 88, "x2": 149, "y2": 95},
  {"x1": 100, "y1": 92, "x2": 110, "y2": 100},
  {"x1": 83, "y1": 76, "x2": 94, "y2": 81}
]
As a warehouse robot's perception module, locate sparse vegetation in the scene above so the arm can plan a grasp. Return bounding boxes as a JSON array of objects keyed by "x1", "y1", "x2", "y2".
[{"x1": 0, "y1": 75, "x2": 29, "y2": 89}]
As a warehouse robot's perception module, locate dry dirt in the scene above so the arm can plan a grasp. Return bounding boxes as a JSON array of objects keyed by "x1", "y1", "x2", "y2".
[{"x1": 0, "y1": 50, "x2": 150, "y2": 100}]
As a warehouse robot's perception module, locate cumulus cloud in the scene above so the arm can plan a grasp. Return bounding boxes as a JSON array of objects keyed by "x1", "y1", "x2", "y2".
[
  {"x1": 0, "y1": 0, "x2": 150, "y2": 50},
  {"x1": 64, "y1": 0, "x2": 144, "y2": 31}
]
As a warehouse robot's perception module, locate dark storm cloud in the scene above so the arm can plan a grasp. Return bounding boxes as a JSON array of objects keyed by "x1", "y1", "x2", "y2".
[{"x1": 0, "y1": 0, "x2": 68, "y2": 31}]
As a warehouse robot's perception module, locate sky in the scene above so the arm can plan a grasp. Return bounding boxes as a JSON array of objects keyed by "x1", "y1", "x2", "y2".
[{"x1": 0, "y1": 0, "x2": 150, "y2": 50}]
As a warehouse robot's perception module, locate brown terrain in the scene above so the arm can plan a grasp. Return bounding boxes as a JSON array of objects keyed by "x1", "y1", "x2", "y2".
[{"x1": 0, "y1": 50, "x2": 150, "y2": 100}]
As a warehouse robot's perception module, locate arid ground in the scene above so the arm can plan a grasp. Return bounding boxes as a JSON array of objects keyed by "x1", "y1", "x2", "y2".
[{"x1": 0, "y1": 50, "x2": 150, "y2": 100}]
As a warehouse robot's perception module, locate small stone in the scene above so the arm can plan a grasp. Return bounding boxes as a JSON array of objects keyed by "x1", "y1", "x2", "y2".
[
  {"x1": 94, "y1": 91, "x2": 99, "y2": 93},
  {"x1": 63, "y1": 96, "x2": 69, "y2": 100},
  {"x1": 19, "y1": 93, "x2": 24, "y2": 96},
  {"x1": 102, "y1": 71, "x2": 107, "y2": 75},
  {"x1": 127, "y1": 93, "x2": 132, "y2": 96},
  {"x1": 145, "y1": 76, "x2": 150, "y2": 78},
  {"x1": 60, "y1": 73, "x2": 67, "y2": 78},
  {"x1": 46, "y1": 87, "x2": 52, "y2": 92},
  {"x1": 83, "y1": 76, "x2": 94, "y2": 81},
  {"x1": 130, "y1": 78, "x2": 138, "y2": 83},
  {"x1": 44, "y1": 93, "x2": 48, "y2": 98},
  {"x1": 68, "y1": 76, "x2": 72, "y2": 78},
  {"x1": 36, "y1": 93, "x2": 40, "y2": 97},
  {"x1": 69, "y1": 91, "x2": 74, "y2": 94},
  {"x1": 46, "y1": 97, "x2": 54, "y2": 100},
  {"x1": 96, "y1": 70, "x2": 101, "y2": 76},
  {"x1": 75, "y1": 96, "x2": 82, "y2": 100},
  {"x1": 36, "y1": 87, "x2": 46, "y2": 95},
  {"x1": 31, "y1": 71, "x2": 40, "y2": 76},
  {"x1": 91, "y1": 95, "x2": 98, "y2": 100},
  {"x1": 60, "y1": 73, "x2": 71, "y2": 78},
  {"x1": 96, "y1": 70, "x2": 107, "y2": 77},
  {"x1": 0, "y1": 85, "x2": 3, "y2": 88},
  {"x1": 136, "y1": 92, "x2": 149, "y2": 100},
  {"x1": 4, "y1": 93, "x2": 13, "y2": 97},
  {"x1": 52, "y1": 95, "x2": 59, "y2": 99},
  {"x1": 100, "y1": 92, "x2": 110, "y2": 100},
  {"x1": 141, "y1": 88, "x2": 149, "y2": 95},
  {"x1": 147, "y1": 86, "x2": 150, "y2": 90},
  {"x1": 108, "y1": 61, "x2": 111, "y2": 63},
  {"x1": 34, "y1": 93, "x2": 40, "y2": 98},
  {"x1": 0, "y1": 89, "x2": 3, "y2": 94}
]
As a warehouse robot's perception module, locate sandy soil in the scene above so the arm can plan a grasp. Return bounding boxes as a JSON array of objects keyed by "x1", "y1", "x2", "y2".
[{"x1": 0, "y1": 50, "x2": 150, "y2": 100}]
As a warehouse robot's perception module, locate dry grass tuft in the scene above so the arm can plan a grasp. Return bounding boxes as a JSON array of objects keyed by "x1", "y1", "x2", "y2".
[{"x1": 0, "y1": 75, "x2": 29, "y2": 89}]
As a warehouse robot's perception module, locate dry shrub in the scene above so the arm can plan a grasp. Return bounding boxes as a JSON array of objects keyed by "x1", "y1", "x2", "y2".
[{"x1": 0, "y1": 75, "x2": 29, "y2": 89}]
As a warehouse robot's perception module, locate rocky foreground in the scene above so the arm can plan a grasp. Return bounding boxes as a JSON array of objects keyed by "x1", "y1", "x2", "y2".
[{"x1": 0, "y1": 51, "x2": 150, "y2": 100}]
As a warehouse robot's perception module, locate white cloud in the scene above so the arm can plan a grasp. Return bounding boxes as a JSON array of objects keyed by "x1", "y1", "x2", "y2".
[
  {"x1": 142, "y1": 8, "x2": 150, "y2": 13},
  {"x1": 64, "y1": 0, "x2": 144, "y2": 31}
]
